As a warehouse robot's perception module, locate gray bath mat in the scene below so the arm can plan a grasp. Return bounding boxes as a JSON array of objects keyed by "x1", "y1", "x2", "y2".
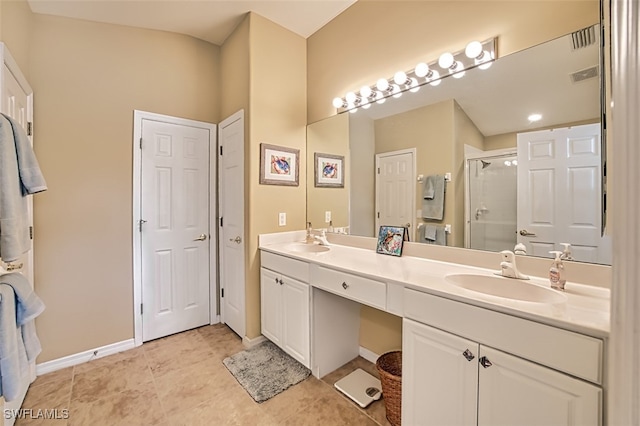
[{"x1": 223, "y1": 340, "x2": 311, "y2": 403}]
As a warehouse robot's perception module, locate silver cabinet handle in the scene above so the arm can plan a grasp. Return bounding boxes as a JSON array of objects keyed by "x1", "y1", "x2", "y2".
[
  {"x1": 342, "y1": 282, "x2": 349, "y2": 290},
  {"x1": 518, "y1": 229, "x2": 537, "y2": 237},
  {"x1": 279, "y1": 279, "x2": 284, "y2": 285},
  {"x1": 274, "y1": 277, "x2": 278, "y2": 284},
  {"x1": 230, "y1": 236, "x2": 242, "y2": 244},
  {"x1": 194, "y1": 233, "x2": 207, "y2": 241},
  {"x1": 479, "y1": 356, "x2": 493, "y2": 368},
  {"x1": 462, "y1": 349, "x2": 475, "y2": 362}
]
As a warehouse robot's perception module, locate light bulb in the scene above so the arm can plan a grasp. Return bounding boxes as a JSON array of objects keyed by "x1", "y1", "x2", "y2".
[
  {"x1": 362, "y1": 100, "x2": 371, "y2": 109},
  {"x1": 394, "y1": 71, "x2": 408, "y2": 85},
  {"x1": 504, "y1": 160, "x2": 511, "y2": 166},
  {"x1": 391, "y1": 84, "x2": 402, "y2": 98},
  {"x1": 478, "y1": 61, "x2": 492, "y2": 70},
  {"x1": 438, "y1": 52, "x2": 454, "y2": 69},
  {"x1": 360, "y1": 85, "x2": 372, "y2": 99},
  {"x1": 345, "y1": 91, "x2": 357, "y2": 104},
  {"x1": 452, "y1": 64, "x2": 465, "y2": 79},
  {"x1": 528, "y1": 113, "x2": 542, "y2": 122},
  {"x1": 428, "y1": 70, "x2": 441, "y2": 86},
  {"x1": 512, "y1": 160, "x2": 518, "y2": 166},
  {"x1": 376, "y1": 78, "x2": 390, "y2": 92},
  {"x1": 465, "y1": 41, "x2": 483, "y2": 59},
  {"x1": 415, "y1": 62, "x2": 429, "y2": 78},
  {"x1": 374, "y1": 91, "x2": 386, "y2": 104},
  {"x1": 409, "y1": 77, "x2": 420, "y2": 93},
  {"x1": 349, "y1": 107, "x2": 358, "y2": 113},
  {"x1": 332, "y1": 97, "x2": 344, "y2": 108}
]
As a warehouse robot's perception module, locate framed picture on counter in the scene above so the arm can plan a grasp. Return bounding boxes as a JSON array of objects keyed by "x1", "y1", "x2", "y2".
[
  {"x1": 314, "y1": 152, "x2": 344, "y2": 188},
  {"x1": 260, "y1": 143, "x2": 299, "y2": 186},
  {"x1": 376, "y1": 225, "x2": 406, "y2": 257}
]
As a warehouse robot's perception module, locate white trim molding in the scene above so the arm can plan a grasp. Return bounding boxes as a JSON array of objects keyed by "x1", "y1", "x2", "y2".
[
  {"x1": 242, "y1": 334, "x2": 267, "y2": 349},
  {"x1": 609, "y1": 0, "x2": 640, "y2": 424},
  {"x1": 359, "y1": 346, "x2": 380, "y2": 364},
  {"x1": 36, "y1": 339, "x2": 135, "y2": 376}
]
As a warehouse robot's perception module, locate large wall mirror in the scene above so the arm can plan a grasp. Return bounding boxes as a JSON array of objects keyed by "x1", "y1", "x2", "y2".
[{"x1": 307, "y1": 20, "x2": 610, "y2": 265}]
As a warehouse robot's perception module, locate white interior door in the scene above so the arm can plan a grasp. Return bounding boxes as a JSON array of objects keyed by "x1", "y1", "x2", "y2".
[
  {"x1": 1, "y1": 56, "x2": 34, "y2": 284},
  {"x1": 517, "y1": 124, "x2": 610, "y2": 264},
  {"x1": 140, "y1": 117, "x2": 212, "y2": 341},
  {"x1": 375, "y1": 149, "x2": 415, "y2": 240},
  {"x1": 219, "y1": 110, "x2": 245, "y2": 338}
]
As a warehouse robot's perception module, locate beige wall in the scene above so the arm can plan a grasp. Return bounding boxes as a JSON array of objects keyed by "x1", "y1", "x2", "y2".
[
  {"x1": 0, "y1": 0, "x2": 32, "y2": 80},
  {"x1": 308, "y1": 0, "x2": 599, "y2": 357},
  {"x1": 246, "y1": 13, "x2": 307, "y2": 338},
  {"x1": 28, "y1": 15, "x2": 220, "y2": 362},
  {"x1": 307, "y1": 1, "x2": 598, "y2": 124},
  {"x1": 454, "y1": 101, "x2": 485, "y2": 247},
  {"x1": 375, "y1": 100, "x2": 456, "y2": 241},
  {"x1": 307, "y1": 113, "x2": 349, "y2": 229}
]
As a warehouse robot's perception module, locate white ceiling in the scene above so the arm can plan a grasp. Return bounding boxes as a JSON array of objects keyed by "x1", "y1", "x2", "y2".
[{"x1": 27, "y1": 0, "x2": 357, "y2": 45}]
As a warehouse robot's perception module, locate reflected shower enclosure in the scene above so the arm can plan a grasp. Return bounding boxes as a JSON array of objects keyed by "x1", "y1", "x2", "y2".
[{"x1": 466, "y1": 153, "x2": 517, "y2": 252}]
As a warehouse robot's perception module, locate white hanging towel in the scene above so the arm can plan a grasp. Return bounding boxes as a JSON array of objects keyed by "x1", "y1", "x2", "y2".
[
  {"x1": 0, "y1": 114, "x2": 48, "y2": 262},
  {"x1": 422, "y1": 175, "x2": 445, "y2": 220}
]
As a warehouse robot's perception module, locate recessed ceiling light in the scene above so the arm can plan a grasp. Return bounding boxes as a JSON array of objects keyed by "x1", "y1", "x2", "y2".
[{"x1": 528, "y1": 113, "x2": 542, "y2": 122}]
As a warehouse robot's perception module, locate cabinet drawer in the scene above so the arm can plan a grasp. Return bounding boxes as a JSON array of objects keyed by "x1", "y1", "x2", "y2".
[
  {"x1": 404, "y1": 288, "x2": 604, "y2": 384},
  {"x1": 261, "y1": 251, "x2": 309, "y2": 283},
  {"x1": 311, "y1": 265, "x2": 386, "y2": 310}
]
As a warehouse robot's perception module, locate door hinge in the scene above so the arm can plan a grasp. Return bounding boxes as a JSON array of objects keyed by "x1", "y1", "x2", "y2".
[
  {"x1": 219, "y1": 217, "x2": 223, "y2": 227},
  {"x1": 221, "y1": 288, "x2": 224, "y2": 298},
  {"x1": 219, "y1": 146, "x2": 223, "y2": 156},
  {"x1": 140, "y1": 303, "x2": 143, "y2": 315},
  {"x1": 29, "y1": 226, "x2": 33, "y2": 240},
  {"x1": 27, "y1": 122, "x2": 33, "y2": 136},
  {"x1": 377, "y1": 212, "x2": 380, "y2": 219},
  {"x1": 139, "y1": 137, "x2": 143, "y2": 149},
  {"x1": 377, "y1": 167, "x2": 380, "y2": 174}
]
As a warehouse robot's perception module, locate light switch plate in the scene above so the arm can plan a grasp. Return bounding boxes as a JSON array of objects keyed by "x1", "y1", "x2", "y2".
[
  {"x1": 325, "y1": 211, "x2": 331, "y2": 223},
  {"x1": 278, "y1": 212, "x2": 286, "y2": 226}
]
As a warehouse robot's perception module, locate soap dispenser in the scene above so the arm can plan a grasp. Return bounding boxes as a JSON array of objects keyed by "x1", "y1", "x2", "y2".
[{"x1": 549, "y1": 251, "x2": 566, "y2": 291}]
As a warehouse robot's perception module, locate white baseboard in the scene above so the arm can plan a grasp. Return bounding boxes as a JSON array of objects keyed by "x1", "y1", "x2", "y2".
[
  {"x1": 36, "y1": 339, "x2": 135, "y2": 376},
  {"x1": 242, "y1": 334, "x2": 267, "y2": 349},
  {"x1": 359, "y1": 346, "x2": 380, "y2": 364}
]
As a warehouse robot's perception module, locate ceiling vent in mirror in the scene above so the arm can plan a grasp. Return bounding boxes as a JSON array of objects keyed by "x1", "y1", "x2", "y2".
[
  {"x1": 570, "y1": 65, "x2": 599, "y2": 83},
  {"x1": 571, "y1": 26, "x2": 596, "y2": 50}
]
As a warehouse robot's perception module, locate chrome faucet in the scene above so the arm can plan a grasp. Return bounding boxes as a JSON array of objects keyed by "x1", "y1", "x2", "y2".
[{"x1": 497, "y1": 250, "x2": 529, "y2": 280}]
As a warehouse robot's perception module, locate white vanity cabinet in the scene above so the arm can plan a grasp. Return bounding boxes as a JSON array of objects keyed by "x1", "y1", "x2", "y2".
[
  {"x1": 260, "y1": 252, "x2": 310, "y2": 368},
  {"x1": 403, "y1": 289, "x2": 603, "y2": 426}
]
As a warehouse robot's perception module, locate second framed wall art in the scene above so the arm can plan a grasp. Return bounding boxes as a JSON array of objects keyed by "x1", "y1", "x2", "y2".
[{"x1": 314, "y1": 152, "x2": 344, "y2": 188}]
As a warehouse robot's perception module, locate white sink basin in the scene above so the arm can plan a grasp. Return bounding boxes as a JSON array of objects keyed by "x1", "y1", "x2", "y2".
[
  {"x1": 284, "y1": 243, "x2": 330, "y2": 253},
  {"x1": 445, "y1": 273, "x2": 567, "y2": 304}
]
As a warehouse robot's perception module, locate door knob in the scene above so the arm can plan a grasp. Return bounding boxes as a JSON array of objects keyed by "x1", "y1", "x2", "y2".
[
  {"x1": 193, "y1": 233, "x2": 207, "y2": 241},
  {"x1": 518, "y1": 229, "x2": 537, "y2": 237},
  {"x1": 230, "y1": 236, "x2": 242, "y2": 244}
]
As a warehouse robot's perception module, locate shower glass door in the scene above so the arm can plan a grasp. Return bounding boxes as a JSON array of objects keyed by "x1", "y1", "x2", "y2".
[{"x1": 467, "y1": 154, "x2": 517, "y2": 252}]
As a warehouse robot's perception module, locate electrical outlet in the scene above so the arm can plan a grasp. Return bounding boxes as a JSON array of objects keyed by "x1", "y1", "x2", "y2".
[
  {"x1": 325, "y1": 211, "x2": 331, "y2": 223},
  {"x1": 278, "y1": 212, "x2": 286, "y2": 226}
]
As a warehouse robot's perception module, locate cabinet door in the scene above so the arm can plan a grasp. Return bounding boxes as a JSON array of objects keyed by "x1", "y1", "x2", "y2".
[
  {"x1": 478, "y1": 346, "x2": 602, "y2": 426},
  {"x1": 282, "y1": 276, "x2": 310, "y2": 367},
  {"x1": 260, "y1": 268, "x2": 282, "y2": 346},
  {"x1": 402, "y1": 319, "x2": 479, "y2": 426}
]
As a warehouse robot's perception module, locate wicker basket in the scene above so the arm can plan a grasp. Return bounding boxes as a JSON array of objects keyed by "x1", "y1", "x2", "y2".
[{"x1": 376, "y1": 351, "x2": 402, "y2": 426}]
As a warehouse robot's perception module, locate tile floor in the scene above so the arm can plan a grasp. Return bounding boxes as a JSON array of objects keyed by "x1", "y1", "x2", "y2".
[{"x1": 16, "y1": 324, "x2": 393, "y2": 425}]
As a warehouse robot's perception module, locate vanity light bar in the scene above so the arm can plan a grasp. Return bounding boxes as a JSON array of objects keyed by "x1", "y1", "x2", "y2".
[{"x1": 332, "y1": 38, "x2": 497, "y2": 113}]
